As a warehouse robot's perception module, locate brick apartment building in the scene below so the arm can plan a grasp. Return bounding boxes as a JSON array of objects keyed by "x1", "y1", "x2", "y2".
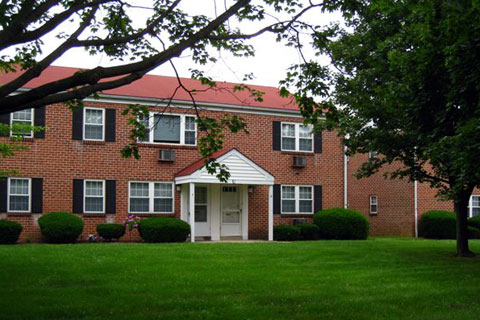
[
  {"x1": 0, "y1": 66, "x2": 345, "y2": 242},
  {"x1": 347, "y1": 153, "x2": 480, "y2": 237},
  {"x1": 1, "y1": 66, "x2": 477, "y2": 242}
]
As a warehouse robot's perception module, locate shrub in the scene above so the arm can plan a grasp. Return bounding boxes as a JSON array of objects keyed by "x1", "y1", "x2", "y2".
[
  {"x1": 313, "y1": 208, "x2": 369, "y2": 240},
  {"x1": 273, "y1": 224, "x2": 300, "y2": 241},
  {"x1": 96, "y1": 223, "x2": 125, "y2": 241},
  {"x1": 38, "y1": 212, "x2": 84, "y2": 243},
  {"x1": 420, "y1": 210, "x2": 456, "y2": 239},
  {"x1": 468, "y1": 226, "x2": 480, "y2": 239},
  {"x1": 298, "y1": 223, "x2": 319, "y2": 240},
  {"x1": 138, "y1": 218, "x2": 190, "y2": 243},
  {"x1": 468, "y1": 215, "x2": 480, "y2": 231},
  {"x1": 0, "y1": 220, "x2": 23, "y2": 244}
]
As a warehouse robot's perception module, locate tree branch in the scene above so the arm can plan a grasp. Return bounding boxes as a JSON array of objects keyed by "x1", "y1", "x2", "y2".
[
  {"x1": 0, "y1": 0, "x2": 251, "y2": 113},
  {"x1": 0, "y1": 6, "x2": 98, "y2": 97}
]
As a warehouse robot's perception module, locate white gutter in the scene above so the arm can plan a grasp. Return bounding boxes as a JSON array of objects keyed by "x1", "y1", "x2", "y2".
[
  {"x1": 414, "y1": 180, "x2": 418, "y2": 238},
  {"x1": 344, "y1": 146, "x2": 348, "y2": 208}
]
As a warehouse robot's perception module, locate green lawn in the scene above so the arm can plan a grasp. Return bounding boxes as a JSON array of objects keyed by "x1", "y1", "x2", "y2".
[{"x1": 1, "y1": 238, "x2": 480, "y2": 320}]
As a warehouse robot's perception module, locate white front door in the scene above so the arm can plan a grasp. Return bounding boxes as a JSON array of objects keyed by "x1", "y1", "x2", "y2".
[
  {"x1": 194, "y1": 186, "x2": 210, "y2": 237},
  {"x1": 221, "y1": 186, "x2": 242, "y2": 237}
]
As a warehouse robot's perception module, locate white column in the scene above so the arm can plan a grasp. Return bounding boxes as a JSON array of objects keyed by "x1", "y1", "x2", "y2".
[
  {"x1": 189, "y1": 183, "x2": 195, "y2": 243},
  {"x1": 242, "y1": 185, "x2": 249, "y2": 240},
  {"x1": 268, "y1": 185, "x2": 273, "y2": 241}
]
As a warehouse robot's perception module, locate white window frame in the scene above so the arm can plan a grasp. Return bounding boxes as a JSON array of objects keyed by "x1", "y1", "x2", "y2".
[
  {"x1": 83, "y1": 107, "x2": 105, "y2": 141},
  {"x1": 10, "y1": 108, "x2": 34, "y2": 138},
  {"x1": 128, "y1": 181, "x2": 174, "y2": 214},
  {"x1": 469, "y1": 195, "x2": 480, "y2": 218},
  {"x1": 281, "y1": 185, "x2": 313, "y2": 214},
  {"x1": 370, "y1": 195, "x2": 378, "y2": 215},
  {"x1": 369, "y1": 150, "x2": 377, "y2": 159},
  {"x1": 83, "y1": 180, "x2": 105, "y2": 214},
  {"x1": 140, "y1": 112, "x2": 197, "y2": 146},
  {"x1": 281, "y1": 122, "x2": 313, "y2": 153},
  {"x1": 7, "y1": 178, "x2": 31, "y2": 213}
]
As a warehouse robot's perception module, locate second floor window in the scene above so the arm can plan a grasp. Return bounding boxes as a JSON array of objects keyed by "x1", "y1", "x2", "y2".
[
  {"x1": 84, "y1": 108, "x2": 104, "y2": 141},
  {"x1": 281, "y1": 123, "x2": 313, "y2": 152},
  {"x1": 370, "y1": 195, "x2": 378, "y2": 214},
  {"x1": 11, "y1": 108, "x2": 34, "y2": 137},
  {"x1": 141, "y1": 113, "x2": 196, "y2": 145}
]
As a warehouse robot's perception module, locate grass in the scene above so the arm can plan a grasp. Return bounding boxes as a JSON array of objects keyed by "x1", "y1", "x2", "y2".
[{"x1": 1, "y1": 238, "x2": 480, "y2": 320}]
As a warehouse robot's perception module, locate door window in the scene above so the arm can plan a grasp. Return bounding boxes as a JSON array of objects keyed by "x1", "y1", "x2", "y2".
[{"x1": 195, "y1": 186, "x2": 208, "y2": 222}]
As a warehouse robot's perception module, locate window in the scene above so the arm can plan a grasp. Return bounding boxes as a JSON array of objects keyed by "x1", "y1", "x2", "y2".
[
  {"x1": 141, "y1": 113, "x2": 196, "y2": 145},
  {"x1": 195, "y1": 186, "x2": 208, "y2": 222},
  {"x1": 370, "y1": 195, "x2": 378, "y2": 215},
  {"x1": 11, "y1": 108, "x2": 34, "y2": 137},
  {"x1": 84, "y1": 108, "x2": 104, "y2": 140},
  {"x1": 369, "y1": 150, "x2": 377, "y2": 159},
  {"x1": 281, "y1": 185, "x2": 313, "y2": 214},
  {"x1": 469, "y1": 195, "x2": 480, "y2": 217},
  {"x1": 84, "y1": 180, "x2": 105, "y2": 213},
  {"x1": 281, "y1": 123, "x2": 313, "y2": 152},
  {"x1": 129, "y1": 182, "x2": 174, "y2": 213},
  {"x1": 8, "y1": 178, "x2": 31, "y2": 212}
]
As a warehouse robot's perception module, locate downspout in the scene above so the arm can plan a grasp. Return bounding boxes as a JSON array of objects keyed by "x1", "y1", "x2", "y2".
[
  {"x1": 414, "y1": 180, "x2": 418, "y2": 238},
  {"x1": 344, "y1": 146, "x2": 348, "y2": 208}
]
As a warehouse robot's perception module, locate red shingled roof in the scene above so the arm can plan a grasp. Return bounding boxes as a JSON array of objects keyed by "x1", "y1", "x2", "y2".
[
  {"x1": 175, "y1": 148, "x2": 233, "y2": 178},
  {"x1": 0, "y1": 66, "x2": 299, "y2": 111}
]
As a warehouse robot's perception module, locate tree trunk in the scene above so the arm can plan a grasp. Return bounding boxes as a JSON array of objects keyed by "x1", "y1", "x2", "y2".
[{"x1": 454, "y1": 194, "x2": 475, "y2": 257}]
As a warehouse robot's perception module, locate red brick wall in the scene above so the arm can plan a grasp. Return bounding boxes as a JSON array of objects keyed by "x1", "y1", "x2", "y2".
[
  {"x1": 347, "y1": 154, "x2": 415, "y2": 236},
  {"x1": 1, "y1": 101, "x2": 345, "y2": 241}
]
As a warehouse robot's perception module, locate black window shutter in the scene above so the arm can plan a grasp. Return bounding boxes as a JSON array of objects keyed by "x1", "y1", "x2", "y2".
[
  {"x1": 106, "y1": 180, "x2": 116, "y2": 214},
  {"x1": 314, "y1": 132, "x2": 322, "y2": 153},
  {"x1": 273, "y1": 184, "x2": 281, "y2": 214},
  {"x1": 72, "y1": 109, "x2": 83, "y2": 140},
  {"x1": 105, "y1": 109, "x2": 116, "y2": 142},
  {"x1": 33, "y1": 106, "x2": 46, "y2": 139},
  {"x1": 314, "y1": 185, "x2": 323, "y2": 213},
  {"x1": 73, "y1": 179, "x2": 84, "y2": 213},
  {"x1": 0, "y1": 113, "x2": 10, "y2": 137},
  {"x1": 272, "y1": 121, "x2": 281, "y2": 151},
  {"x1": 31, "y1": 178, "x2": 43, "y2": 213},
  {"x1": 0, "y1": 178, "x2": 7, "y2": 212}
]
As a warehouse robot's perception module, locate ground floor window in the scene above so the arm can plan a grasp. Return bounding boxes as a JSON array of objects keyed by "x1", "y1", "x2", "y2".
[
  {"x1": 281, "y1": 185, "x2": 313, "y2": 214},
  {"x1": 129, "y1": 181, "x2": 174, "y2": 213},
  {"x1": 194, "y1": 186, "x2": 208, "y2": 222},
  {"x1": 8, "y1": 178, "x2": 30, "y2": 212},
  {"x1": 84, "y1": 180, "x2": 105, "y2": 213},
  {"x1": 469, "y1": 195, "x2": 480, "y2": 217}
]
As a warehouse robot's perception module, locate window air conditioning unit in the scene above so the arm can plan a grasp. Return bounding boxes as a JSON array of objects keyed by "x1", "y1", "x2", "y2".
[
  {"x1": 292, "y1": 156, "x2": 307, "y2": 168},
  {"x1": 158, "y1": 149, "x2": 176, "y2": 162}
]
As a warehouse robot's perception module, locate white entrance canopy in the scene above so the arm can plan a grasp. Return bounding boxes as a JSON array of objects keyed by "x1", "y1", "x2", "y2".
[
  {"x1": 175, "y1": 149, "x2": 275, "y2": 242},
  {"x1": 174, "y1": 148, "x2": 274, "y2": 185}
]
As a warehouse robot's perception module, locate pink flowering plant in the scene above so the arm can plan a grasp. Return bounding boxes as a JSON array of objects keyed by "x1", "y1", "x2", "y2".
[{"x1": 124, "y1": 214, "x2": 140, "y2": 231}]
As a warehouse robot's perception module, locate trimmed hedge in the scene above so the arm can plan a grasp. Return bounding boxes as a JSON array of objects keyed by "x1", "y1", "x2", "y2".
[
  {"x1": 138, "y1": 218, "x2": 190, "y2": 243},
  {"x1": 0, "y1": 220, "x2": 23, "y2": 244},
  {"x1": 313, "y1": 208, "x2": 369, "y2": 240},
  {"x1": 96, "y1": 223, "x2": 125, "y2": 241},
  {"x1": 38, "y1": 212, "x2": 84, "y2": 243},
  {"x1": 421, "y1": 210, "x2": 480, "y2": 239},
  {"x1": 469, "y1": 226, "x2": 480, "y2": 239},
  {"x1": 274, "y1": 224, "x2": 300, "y2": 241},
  {"x1": 420, "y1": 210, "x2": 456, "y2": 239},
  {"x1": 468, "y1": 215, "x2": 480, "y2": 231},
  {"x1": 298, "y1": 223, "x2": 319, "y2": 240}
]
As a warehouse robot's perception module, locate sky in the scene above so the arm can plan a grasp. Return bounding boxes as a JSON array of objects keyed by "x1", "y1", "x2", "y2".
[{"x1": 40, "y1": 1, "x2": 342, "y2": 88}]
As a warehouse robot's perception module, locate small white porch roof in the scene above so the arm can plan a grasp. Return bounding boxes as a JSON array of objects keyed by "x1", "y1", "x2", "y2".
[{"x1": 174, "y1": 148, "x2": 274, "y2": 185}]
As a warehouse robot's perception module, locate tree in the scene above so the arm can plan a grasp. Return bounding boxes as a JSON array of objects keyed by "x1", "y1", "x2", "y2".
[
  {"x1": 284, "y1": 0, "x2": 480, "y2": 256},
  {"x1": 0, "y1": 0, "x2": 327, "y2": 181}
]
